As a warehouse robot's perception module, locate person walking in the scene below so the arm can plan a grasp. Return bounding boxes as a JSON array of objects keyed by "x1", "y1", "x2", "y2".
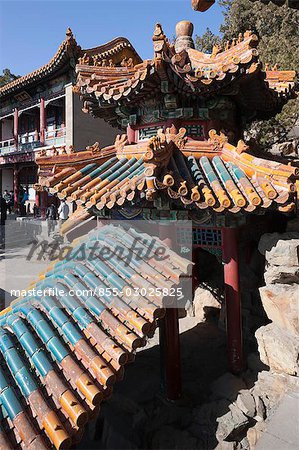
[
  {"x1": 9, "y1": 190, "x2": 14, "y2": 213},
  {"x1": 3, "y1": 190, "x2": 12, "y2": 214},
  {"x1": 58, "y1": 199, "x2": 69, "y2": 227},
  {"x1": 0, "y1": 194, "x2": 7, "y2": 226},
  {"x1": 46, "y1": 203, "x2": 57, "y2": 236}
]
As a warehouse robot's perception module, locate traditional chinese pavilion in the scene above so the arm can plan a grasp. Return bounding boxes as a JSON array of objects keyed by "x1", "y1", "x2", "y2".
[{"x1": 0, "y1": 16, "x2": 298, "y2": 450}]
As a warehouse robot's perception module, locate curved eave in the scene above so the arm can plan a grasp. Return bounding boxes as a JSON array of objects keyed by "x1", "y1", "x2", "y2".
[
  {"x1": 36, "y1": 129, "x2": 299, "y2": 226},
  {"x1": 0, "y1": 31, "x2": 81, "y2": 99},
  {"x1": 81, "y1": 36, "x2": 142, "y2": 65}
]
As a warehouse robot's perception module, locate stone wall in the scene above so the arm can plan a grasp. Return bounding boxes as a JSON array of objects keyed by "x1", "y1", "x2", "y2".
[{"x1": 257, "y1": 230, "x2": 299, "y2": 376}]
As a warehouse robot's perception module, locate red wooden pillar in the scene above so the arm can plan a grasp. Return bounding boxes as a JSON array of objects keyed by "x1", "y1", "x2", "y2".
[
  {"x1": 13, "y1": 166, "x2": 19, "y2": 208},
  {"x1": 159, "y1": 223, "x2": 182, "y2": 401},
  {"x1": 13, "y1": 109, "x2": 19, "y2": 150},
  {"x1": 222, "y1": 227, "x2": 243, "y2": 374},
  {"x1": 40, "y1": 190, "x2": 48, "y2": 219},
  {"x1": 40, "y1": 98, "x2": 46, "y2": 145},
  {"x1": 35, "y1": 192, "x2": 40, "y2": 208},
  {"x1": 127, "y1": 124, "x2": 136, "y2": 144}
]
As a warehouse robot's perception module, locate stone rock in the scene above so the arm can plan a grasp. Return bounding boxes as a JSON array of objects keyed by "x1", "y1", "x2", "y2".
[
  {"x1": 258, "y1": 233, "x2": 299, "y2": 266},
  {"x1": 253, "y1": 370, "x2": 299, "y2": 411},
  {"x1": 259, "y1": 284, "x2": 299, "y2": 334},
  {"x1": 192, "y1": 285, "x2": 221, "y2": 321},
  {"x1": 237, "y1": 437, "x2": 250, "y2": 450},
  {"x1": 211, "y1": 372, "x2": 247, "y2": 402},
  {"x1": 264, "y1": 265, "x2": 299, "y2": 284},
  {"x1": 253, "y1": 395, "x2": 266, "y2": 422},
  {"x1": 246, "y1": 422, "x2": 266, "y2": 449},
  {"x1": 235, "y1": 390, "x2": 256, "y2": 418},
  {"x1": 216, "y1": 403, "x2": 250, "y2": 441},
  {"x1": 270, "y1": 140, "x2": 298, "y2": 158},
  {"x1": 255, "y1": 323, "x2": 299, "y2": 375}
]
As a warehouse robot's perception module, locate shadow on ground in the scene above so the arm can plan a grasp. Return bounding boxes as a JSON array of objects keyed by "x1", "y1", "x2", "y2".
[{"x1": 79, "y1": 318, "x2": 265, "y2": 450}]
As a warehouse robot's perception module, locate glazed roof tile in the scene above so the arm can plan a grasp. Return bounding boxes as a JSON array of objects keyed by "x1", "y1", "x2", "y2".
[
  {"x1": 0, "y1": 31, "x2": 140, "y2": 99},
  {"x1": 0, "y1": 224, "x2": 190, "y2": 450},
  {"x1": 0, "y1": 29, "x2": 81, "y2": 98},
  {"x1": 75, "y1": 25, "x2": 297, "y2": 125},
  {"x1": 37, "y1": 128, "x2": 299, "y2": 225}
]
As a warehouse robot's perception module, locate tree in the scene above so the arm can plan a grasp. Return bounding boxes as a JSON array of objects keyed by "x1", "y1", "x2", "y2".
[
  {"x1": 195, "y1": 27, "x2": 221, "y2": 53},
  {"x1": 218, "y1": 0, "x2": 299, "y2": 149},
  {"x1": 0, "y1": 68, "x2": 20, "y2": 87}
]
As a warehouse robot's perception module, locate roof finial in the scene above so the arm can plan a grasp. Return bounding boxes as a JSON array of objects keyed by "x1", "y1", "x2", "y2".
[
  {"x1": 192, "y1": 0, "x2": 215, "y2": 12},
  {"x1": 66, "y1": 27, "x2": 73, "y2": 39},
  {"x1": 175, "y1": 21, "x2": 194, "y2": 53}
]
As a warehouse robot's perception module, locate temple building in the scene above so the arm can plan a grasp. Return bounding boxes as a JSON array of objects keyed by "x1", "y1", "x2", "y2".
[
  {"x1": 0, "y1": 29, "x2": 139, "y2": 211},
  {"x1": 0, "y1": 16, "x2": 298, "y2": 450}
]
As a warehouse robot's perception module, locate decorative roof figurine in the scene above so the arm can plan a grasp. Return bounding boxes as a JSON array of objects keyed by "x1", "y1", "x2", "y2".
[{"x1": 34, "y1": 19, "x2": 298, "y2": 235}]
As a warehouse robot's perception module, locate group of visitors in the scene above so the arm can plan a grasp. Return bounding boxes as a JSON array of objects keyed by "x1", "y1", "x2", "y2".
[
  {"x1": 46, "y1": 199, "x2": 69, "y2": 236},
  {"x1": 0, "y1": 186, "x2": 70, "y2": 234}
]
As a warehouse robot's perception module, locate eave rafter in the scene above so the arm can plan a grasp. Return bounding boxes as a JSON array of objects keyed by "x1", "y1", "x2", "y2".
[{"x1": 75, "y1": 23, "x2": 297, "y2": 126}]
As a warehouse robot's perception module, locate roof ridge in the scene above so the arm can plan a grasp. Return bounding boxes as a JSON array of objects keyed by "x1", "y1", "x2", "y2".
[{"x1": 0, "y1": 28, "x2": 81, "y2": 97}]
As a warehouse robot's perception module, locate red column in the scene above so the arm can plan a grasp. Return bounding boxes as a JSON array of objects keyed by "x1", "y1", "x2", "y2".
[
  {"x1": 126, "y1": 124, "x2": 136, "y2": 144},
  {"x1": 40, "y1": 98, "x2": 46, "y2": 145},
  {"x1": 13, "y1": 166, "x2": 19, "y2": 208},
  {"x1": 222, "y1": 227, "x2": 243, "y2": 374},
  {"x1": 40, "y1": 190, "x2": 48, "y2": 219},
  {"x1": 13, "y1": 109, "x2": 18, "y2": 150},
  {"x1": 159, "y1": 223, "x2": 182, "y2": 400}
]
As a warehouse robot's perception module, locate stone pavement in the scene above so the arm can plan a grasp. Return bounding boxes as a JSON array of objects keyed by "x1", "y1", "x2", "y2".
[
  {"x1": 255, "y1": 391, "x2": 299, "y2": 450},
  {"x1": 0, "y1": 218, "x2": 50, "y2": 308}
]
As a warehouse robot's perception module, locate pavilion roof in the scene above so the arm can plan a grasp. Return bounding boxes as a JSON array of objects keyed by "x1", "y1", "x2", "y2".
[
  {"x1": 0, "y1": 225, "x2": 190, "y2": 450},
  {"x1": 36, "y1": 128, "x2": 299, "y2": 235},
  {"x1": 0, "y1": 31, "x2": 140, "y2": 100},
  {"x1": 75, "y1": 24, "x2": 297, "y2": 126}
]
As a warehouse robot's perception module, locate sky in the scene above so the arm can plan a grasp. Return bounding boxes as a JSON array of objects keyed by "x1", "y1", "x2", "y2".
[{"x1": 0, "y1": 0, "x2": 224, "y2": 77}]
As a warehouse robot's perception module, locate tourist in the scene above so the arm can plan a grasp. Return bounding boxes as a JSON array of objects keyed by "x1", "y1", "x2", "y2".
[
  {"x1": 33, "y1": 203, "x2": 39, "y2": 218},
  {"x1": 46, "y1": 203, "x2": 57, "y2": 236},
  {"x1": 58, "y1": 199, "x2": 69, "y2": 225},
  {"x1": 9, "y1": 190, "x2": 14, "y2": 213},
  {"x1": 3, "y1": 190, "x2": 12, "y2": 214},
  {"x1": 0, "y1": 194, "x2": 7, "y2": 226}
]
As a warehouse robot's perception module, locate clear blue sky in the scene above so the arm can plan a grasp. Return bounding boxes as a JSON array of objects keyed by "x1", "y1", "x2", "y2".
[{"x1": 0, "y1": 0, "x2": 224, "y2": 76}]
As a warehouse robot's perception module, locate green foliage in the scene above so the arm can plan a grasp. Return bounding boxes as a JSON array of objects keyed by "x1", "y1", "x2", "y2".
[
  {"x1": 219, "y1": 0, "x2": 299, "y2": 69},
  {"x1": 195, "y1": 0, "x2": 299, "y2": 149},
  {"x1": 0, "y1": 68, "x2": 20, "y2": 87},
  {"x1": 219, "y1": 0, "x2": 299, "y2": 148},
  {"x1": 195, "y1": 27, "x2": 221, "y2": 53}
]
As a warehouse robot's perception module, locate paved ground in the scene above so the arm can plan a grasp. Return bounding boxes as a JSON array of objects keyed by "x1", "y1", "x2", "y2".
[
  {"x1": 255, "y1": 391, "x2": 299, "y2": 450},
  {"x1": 0, "y1": 217, "x2": 51, "y2": 308}
]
